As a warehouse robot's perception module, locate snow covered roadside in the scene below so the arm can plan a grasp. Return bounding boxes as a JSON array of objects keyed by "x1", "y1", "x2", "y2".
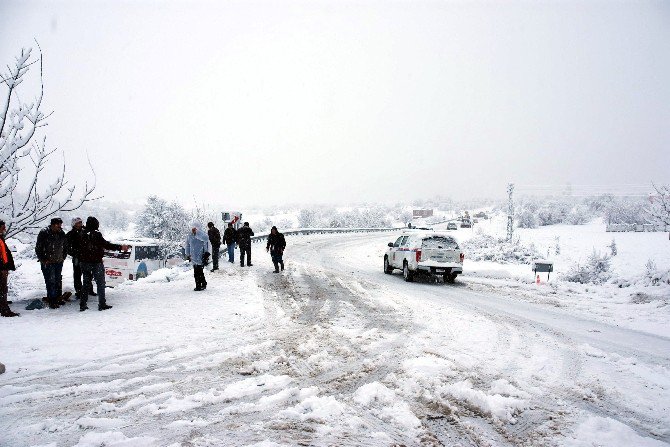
[{"x1": 1, "y1": 231, "x2": 669, "y2": 446}]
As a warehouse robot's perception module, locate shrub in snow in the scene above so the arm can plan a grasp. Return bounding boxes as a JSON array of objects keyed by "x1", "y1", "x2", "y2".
[
  {"x1": 516, "y1": 209, "x2": 538, "y2": 228},
  {"x1": 561, "y1": 250, "x2": 612, "y2": 284},
  {"x1": 565, "y1": 205, "x2": 590, "y2": 225},
  {"x1": 609, "y1": 238, "x2": 617, "y2": 256},
  {"x1": 462, "y1": 234, "x2": 542, "y2": 264},
  {"x1": 554, "y1": 236, "x2": 561, "y2": 255}
]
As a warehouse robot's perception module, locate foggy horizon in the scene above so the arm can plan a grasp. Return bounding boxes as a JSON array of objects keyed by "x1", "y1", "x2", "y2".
[{"x1": 2, "y1": 0, "x2": 668, "y2": 209}]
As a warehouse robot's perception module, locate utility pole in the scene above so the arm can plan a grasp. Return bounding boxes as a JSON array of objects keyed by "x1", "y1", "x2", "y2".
[{"x1": 507, "y1": 183, "x2": 514, "y2": 241}]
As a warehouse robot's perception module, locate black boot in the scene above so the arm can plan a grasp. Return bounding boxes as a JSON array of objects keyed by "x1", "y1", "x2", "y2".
[
  {"x1": 273, "y1": 261, "x2": 279, "y2": 273},
  {"x1": 280, "y1": 261, "x2": 284, "y2": 271},
  {"x1": 98, "y1": 304, "x2": 113, "y2": 311}
]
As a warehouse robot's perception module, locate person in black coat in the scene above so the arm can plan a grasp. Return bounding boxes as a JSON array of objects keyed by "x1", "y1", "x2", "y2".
[
  {"x1": 35, "y1": 217, "x2": 68, "y2": 309},
  {"x1": 66, "y1": 217, "x2": 96, "y2": 299},
  {"x1": 0, "y1": 220, "x2": 19, "y2": 317},
  {"x1": 207, "y1": 222, "x2": 222, "y2": 272},
  {"x1": 266, "y1": 226, "x2": 286, "y2": 273},
  {"x1": 223, "y1": 223, "x2": 238, "y2": 264},
  {"x1": 78, "y1": 216, "x2": 129, "y2": 312},
  {"x1": 236, "y1": 222, "x2": 254, "y2": 267}
]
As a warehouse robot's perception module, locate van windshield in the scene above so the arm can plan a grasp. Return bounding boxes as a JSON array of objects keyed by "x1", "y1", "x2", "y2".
[{"x1": 422, "y1": 236, "x2": 459, "y2": 250}]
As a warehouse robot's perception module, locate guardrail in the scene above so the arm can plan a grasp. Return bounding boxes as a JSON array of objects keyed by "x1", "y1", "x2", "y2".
[
  {"x1": 606, "y1": 223, "x2": 670, "y2": 232},
  {"x1": 250, "y1": 227, "x2": 400, "y2": 243}
]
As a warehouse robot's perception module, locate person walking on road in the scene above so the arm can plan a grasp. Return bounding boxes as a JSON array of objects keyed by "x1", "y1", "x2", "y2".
[
  {"x1": 35, "y1": 217, "x2": 68, "y2": 309},
  {"x1": 223, "y1": 223, "x2": 237, "y2": 264},
  {"x1": 237, "y1": 222, "x2": 254, "y2": 267},
  {"x1": 266, "y1": 226, "x2": 286, "y2": 273},
  {"x1": 186, "y1": 222, "x2": 211, "y2": 291},
  {"x1": 78, "y1": 217, "x2": 129, "y2": 311},
  {"x1": 207, "y1": 222, "x2": 222, "y2": 272},
  {"x1": 0, "y1": 220, "x2": 19, "y2": 317}
]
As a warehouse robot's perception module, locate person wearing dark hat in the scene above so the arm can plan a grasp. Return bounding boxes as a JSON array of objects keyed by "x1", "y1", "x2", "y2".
[
  {"x1": 236, "y1": 222, "x2": 254, "y2": 267},
  {"x1": 266, "y1": 226, "x2": 286, "y2": 273},
  {"x1": 206, "y1": 222, "x2": 221, "y2": 272},
  {"x1": 78, "y1": 216, "x2": 129, "y2": 311},
  {"x1": 0, "y1": 220, "x2": 19, "y2": 317},
  {"x1": 35, "y1": 217, "x2": 69, "y2": 309}
]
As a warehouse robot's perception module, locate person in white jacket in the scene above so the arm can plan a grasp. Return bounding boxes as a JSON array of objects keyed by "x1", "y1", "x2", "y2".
[{"x1": 185, "y1": 222, "x2": 211, "y2": 291}]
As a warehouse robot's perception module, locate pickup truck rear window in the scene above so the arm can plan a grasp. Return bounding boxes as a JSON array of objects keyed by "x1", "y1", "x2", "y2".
[{"x1": 421, "y1": 236, "x2": 459, "y2": 250}]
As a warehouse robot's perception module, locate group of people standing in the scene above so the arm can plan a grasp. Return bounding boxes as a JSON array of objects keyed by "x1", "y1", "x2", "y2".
[
  {"x1": 0, "y1": 216, "x2": 129, "y2": 317},
  {"x1": 0, "y1": 217, "x2": 288, "y2": 316},
  {"x1": 185, "y1": 221, "x2": 286, "y2": 291}
]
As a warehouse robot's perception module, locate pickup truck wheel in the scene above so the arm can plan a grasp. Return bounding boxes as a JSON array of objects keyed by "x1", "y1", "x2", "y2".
[
  {"x1": 403, "y1": 262, "x2": 414, "y2": 282},
  {"x1": 444, "y1": 273, "x2": 457, "y2": 284},
  {"x1": 384, "y1": 257, "x2": 393, "y2": 274}
]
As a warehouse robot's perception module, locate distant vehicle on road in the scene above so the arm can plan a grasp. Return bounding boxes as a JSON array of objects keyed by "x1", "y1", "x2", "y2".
[
  {"x1": 384, "y1": 231, "x2": 464, "y2": 283},
  {"x1": 447, "y1": 222, "x2": 458, "y2": 230},
  {"x1": 460, "y1": 219, "x2": 472, "y2": 228}
]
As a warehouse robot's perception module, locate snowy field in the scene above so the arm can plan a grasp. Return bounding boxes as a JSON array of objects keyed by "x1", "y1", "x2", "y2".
[{"x1": 1, "y1": 222, "x2": 669, "y2": 446}]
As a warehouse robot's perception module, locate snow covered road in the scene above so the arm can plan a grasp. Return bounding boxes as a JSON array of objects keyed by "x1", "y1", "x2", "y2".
[{"x1": 1, "y1": 232, "x2": 668, "y2": 446}]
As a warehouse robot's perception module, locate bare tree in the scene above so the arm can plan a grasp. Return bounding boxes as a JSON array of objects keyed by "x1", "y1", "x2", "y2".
[{"x1": 1, "y1": 44, "x2": 96, "y2": 239}]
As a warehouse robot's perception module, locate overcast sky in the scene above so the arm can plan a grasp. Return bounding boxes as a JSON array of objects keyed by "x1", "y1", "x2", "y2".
[{"x1": 2, "y1": 0, "x2": 668, "y2": 208}]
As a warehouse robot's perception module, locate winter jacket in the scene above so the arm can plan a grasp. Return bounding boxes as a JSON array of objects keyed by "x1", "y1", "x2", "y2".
[
  {"x1": 185, "y1": 223, "x2": 211, "y2": 266},
  {"x1": 266, "y1": 232, "x2": 286, "y2": 252},
  {"x1": 66, "y1": 227, "x2": 85, "y2": 260},
  {"x1": 236, "y1": 226, "x2": 255, "y2": 249},
  {"x1": 79, "y1": 217, "x2": 123, "y2": 264},
  {"x1": 0, "y1": 236, "x2": 15, "y2": 271},
  {"x1": 35, "y1": 227, "x2": 68, "y2": 263},
  {"x1": 208, "y1": 226, "x2": 222, "y2": 247},
  {"x1": 223, "y1": 227, "x2": 238, "y2": 245}
]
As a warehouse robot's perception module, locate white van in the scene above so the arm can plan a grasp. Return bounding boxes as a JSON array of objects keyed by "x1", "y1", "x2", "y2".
[
  {"x1": 384, "y1": 231, "x2": 464, "y2": 283},
  {"x1": 103, "y1": 238, "x2": 167, "y2": 287}
]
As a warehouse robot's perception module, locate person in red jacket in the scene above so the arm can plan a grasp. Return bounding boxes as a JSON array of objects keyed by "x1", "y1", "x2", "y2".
[
  {"x1": 78, "y1": 216, "x2": 129, "y2": 312},
  {"x1": 0, "y1": 220, "x2": 19, "y2": 317}
]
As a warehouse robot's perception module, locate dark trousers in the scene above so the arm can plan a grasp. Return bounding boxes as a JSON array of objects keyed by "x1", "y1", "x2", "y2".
[
  {"x1": 240, "y1": 245, "x2": 251, "y2": 266},
  {"x1": 227, "y1": 243, "x2": 235, "y2": 262},
  {"x1": 80, "y1": 262, "x2": 106, "y2": 308},
  {"x1": 211, "y1": 245, "x2": 220, "y2": 269},
  {"x1": 73, "y1": 258, "x2": 95, "y2": 296},
  {"x1": 271, "y1": 249, "x2": 284, "y2": 271},
  {"x1": 41, "y1": 262, "x2": 63, "y2": 306},
  {"x1": 193, "y1": 264, "x2": 207, "y2": 289},
  {"x1": 0, "y1": 271, "x2": 9, "y2": 311},
  {"x1": 72, "y1": 258, "x2": 83, "y2": 295}
]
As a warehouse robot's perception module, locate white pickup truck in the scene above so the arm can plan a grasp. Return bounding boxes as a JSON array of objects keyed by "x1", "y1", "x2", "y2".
[{"x1": 384, "y1": 231, "x2": 464, "y2": 283}]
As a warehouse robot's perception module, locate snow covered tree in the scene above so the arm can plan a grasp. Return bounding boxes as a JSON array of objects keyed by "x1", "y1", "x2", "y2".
[
  {"x1": 1, "y1": 46, "x2": 95, "y2": 239},
  {"x1": 646, "y1": 183, "x2": 670, "y2": 227},
  {"x1": 298, "y1": 209, "x2": 318, "y2": 228},
  {"x1": 516, "y1": 209, "x2": 538, "y2": 228},
  {"x1": 135, "y1": 196, "x2": 189, "y2": 260}
]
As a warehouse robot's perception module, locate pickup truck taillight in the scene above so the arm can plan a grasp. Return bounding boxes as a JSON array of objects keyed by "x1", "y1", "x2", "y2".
[
  {"x1": 415, "y1": 249, "x2": 422, "y2": 262},
  {"x1": 460, "y1": 253, "x2": 464, "y2": 262}
]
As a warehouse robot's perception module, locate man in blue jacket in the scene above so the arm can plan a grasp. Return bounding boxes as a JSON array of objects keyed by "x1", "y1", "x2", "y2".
[{"x1": 186, "y1": 222, "x2": 211, "y2": 291}]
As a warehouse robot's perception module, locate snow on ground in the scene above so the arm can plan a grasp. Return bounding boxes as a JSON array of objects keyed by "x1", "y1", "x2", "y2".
[{"x1": 1, "y1": 220, "x2": 669, "y2": 446}]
